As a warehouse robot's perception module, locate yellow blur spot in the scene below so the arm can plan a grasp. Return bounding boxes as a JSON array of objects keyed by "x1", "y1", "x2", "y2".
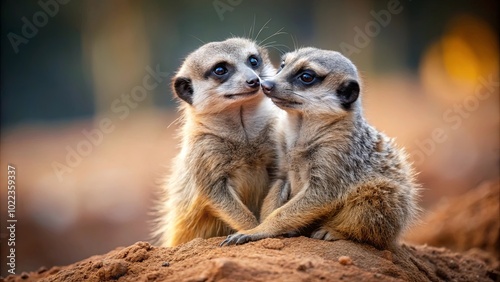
[
  {"x1": 419, "y1": 14, "x2": 499, "y2": 104},
  {"x1": 442, "y1": 35, "x2": 478, "y2": 85}
]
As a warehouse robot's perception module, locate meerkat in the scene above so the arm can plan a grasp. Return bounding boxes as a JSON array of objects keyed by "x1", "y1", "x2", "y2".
[
  {"x1": 221, "y1": 47, "x2": 420, "y2": 249},
  {"x1": 153, "y1": 38, "x2": 278, "y2": 247}
]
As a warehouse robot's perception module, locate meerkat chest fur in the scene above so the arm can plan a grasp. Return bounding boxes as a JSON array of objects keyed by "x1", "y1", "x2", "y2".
[
  {"x1": 183, "y1": 99, "x2": 277, "y2": 210},
  {"x1": 278, "y1": 111, "x2": 370, "y2": 198}
]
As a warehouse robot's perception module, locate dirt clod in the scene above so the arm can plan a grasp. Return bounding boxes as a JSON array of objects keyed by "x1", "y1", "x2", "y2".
[
  {"x1": 296, "y1": 260, "x2": 314, "y2": 271},
  {"x1": 260, "y1": 238, "x2": 285, "y2": 250},
  {"x1": 338, "y1": 256, "x2": 354, "y2": 265},
  {"x1": 98, "y1": 259, "x2": 129, "y2": 280}
]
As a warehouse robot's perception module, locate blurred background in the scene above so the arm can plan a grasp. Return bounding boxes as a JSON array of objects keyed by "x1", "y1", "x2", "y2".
[{"x1": 1, "y1": 0, "x2": 498, "y2": 275}]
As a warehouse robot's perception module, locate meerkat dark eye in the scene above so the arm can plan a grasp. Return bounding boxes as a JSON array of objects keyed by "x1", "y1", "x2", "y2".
[
  {"x1": 213, "y1": 64, "x2": 228, "y2": 76},
  {"x1": 299, "y1": 72, "x2": 315, "y2": 84},
  {"x1": 248, "y1": 55, "x2": 260, "y2": 68},
  {"x1": 277, "y1": 61, "x2": 285, "y2": 73}
]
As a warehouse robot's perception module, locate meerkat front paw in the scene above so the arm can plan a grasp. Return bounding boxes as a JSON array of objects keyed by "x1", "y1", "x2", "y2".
[
  {"x1": 310, "y1": 227, "x2": 346, "y2": 242},
  {"x1": 283, "y1": 230, "x2": 301, "y2": 238},
  {"x1": 220, "y1": 230, "x2": 270, "y2": 246}
]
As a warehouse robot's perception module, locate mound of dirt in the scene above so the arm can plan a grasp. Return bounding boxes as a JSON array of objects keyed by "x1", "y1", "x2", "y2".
[
  {"x1": 4, "y1": 237, "x2": 498, "y2": 282},
  {"x1": 405, "y1": 179, "x2": 499, "y2": 258}
]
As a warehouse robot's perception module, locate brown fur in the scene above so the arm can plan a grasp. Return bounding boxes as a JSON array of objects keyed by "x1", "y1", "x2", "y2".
[
  {"x1": 221, "y1": 48, "x2": 420, "y2": 249},
  {"x1": 153, "y1": 38, "x2": 278, "y2": 247}
]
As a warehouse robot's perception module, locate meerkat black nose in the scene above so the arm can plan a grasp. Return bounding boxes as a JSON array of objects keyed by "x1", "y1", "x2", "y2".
[
  {"x1": 246, "y1": 77, "x2": 260, "y2": 88},
  {"x1": 261, "y1": 80, "x2": 275, "y2": 94}
]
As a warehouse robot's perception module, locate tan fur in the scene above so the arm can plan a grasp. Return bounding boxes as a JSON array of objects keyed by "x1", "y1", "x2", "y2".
[
  {"x1": 153, "y1": 38, "x2": 278, "y2": 247},
  {"x1": 221, "y1": 48, "x2": 420, "y2": 249}
]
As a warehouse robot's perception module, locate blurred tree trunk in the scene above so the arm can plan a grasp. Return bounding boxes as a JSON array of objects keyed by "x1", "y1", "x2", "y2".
[{"x1": 82, "y1": 0, "x2": 152, "y2": 117}]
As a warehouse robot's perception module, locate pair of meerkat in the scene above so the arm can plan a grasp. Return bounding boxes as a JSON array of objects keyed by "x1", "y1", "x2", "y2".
[
  {"x1": 154, "y1": 38, "x2": 419, "y2": 249},
  {"x1": 221, "y1": 47, "x2": 420, "y2": 249}
]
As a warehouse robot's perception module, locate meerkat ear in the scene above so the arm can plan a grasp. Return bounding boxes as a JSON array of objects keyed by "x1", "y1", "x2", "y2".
[
  {"x1": 336, "y1": 79, "x2": 360, "y2": 108},
  {"x1": 172, "y1": 76, "x2": 194, "y2": 105}
]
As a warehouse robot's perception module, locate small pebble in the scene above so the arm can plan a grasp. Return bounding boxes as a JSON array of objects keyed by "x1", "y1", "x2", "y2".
[
  {"x1": 37, "y1": 266, "x2": 48, "y2": 274},
  {"x1": 162, "y1": 262, "x2": 170, "y2": 267},
  {"x1": 448, "y1": 260, "x2": 459, "y2": 270},
  {"x1": 93, "y1": 261, "x2": 103, "y2": 269},
  {"x1": 338, "y1": 256, "x2": 353, "y2": 265},
  {"x1": 146, "y1": 271, "x2": 160, "y2": 280},
  {"x1": 296, "y1": 261, "x2": 313, "y2": 271}
]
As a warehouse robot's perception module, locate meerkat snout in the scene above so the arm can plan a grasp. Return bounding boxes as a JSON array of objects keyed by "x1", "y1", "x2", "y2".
[
  {"x1": 261, "y1": 80, "x2": 274, "y2": 94},
  {"x1": 245, "y1": 72, "x2": 260, "y2": 89}
]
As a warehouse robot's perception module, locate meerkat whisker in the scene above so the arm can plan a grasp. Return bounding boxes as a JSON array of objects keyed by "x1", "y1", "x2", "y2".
[
  {"x1": 258, "y1": 28, "x2": 286, "y2": 46},
  {"x1": 254, "y1": 19, "x2": 272, "y2": 42},
  {"x1": 290, "y1": 34, "x2": 298, "y2": 50},
  {"x1": 166, "y1": 116, "x2": 183, "y2": 129},
  {"x1": 190, "y1": 35, "x2": 205, "y2": 44},
  {"x1": 261, "y1": 42, "x2": 291, "y2": 56},
  {"x1": 249, "y1": 15, "x2": 256, "y2": 39}
]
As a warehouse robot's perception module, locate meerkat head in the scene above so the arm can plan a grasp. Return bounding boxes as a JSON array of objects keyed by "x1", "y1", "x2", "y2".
[
  {"x1": 261, "y1": 47, "x2": 361, "y2": 117},
  {"x1": 172, "y1": 38, "x2": 275, "y2": 114}
]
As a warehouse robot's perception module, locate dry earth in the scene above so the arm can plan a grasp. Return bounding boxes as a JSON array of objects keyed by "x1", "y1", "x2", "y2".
[
  {"x1": 3, "y1": 237, "x2": 498, "y2": 282},
  {"x1": 405, "y1": 179, "x2": 499, "y2": 259}
]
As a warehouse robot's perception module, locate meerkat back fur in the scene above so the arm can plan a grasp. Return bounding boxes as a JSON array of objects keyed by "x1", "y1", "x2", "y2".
[
  {"x1": 153, "y1": 38, "x2": 278, "y2": 247},
  {"x1": 222, "y1": 47, "x2": 420, "y2": 249}
]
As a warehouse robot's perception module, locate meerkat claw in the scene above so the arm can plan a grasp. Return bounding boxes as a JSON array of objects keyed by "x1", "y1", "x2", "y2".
[
  {"x1": 283, "y1": 230, "x2": 301, "y2": 238},
  {"x1": 235, "y1": 234, "x2": 253, "y2": 245},
  {"x1": 311, "y1": 228, "x2": 344, "y2": 242},
  {"x1": 219, "y1": 236, "x2": 232, "y2": 246},
  {"x1": 311, "y1": 229, "x2": 329, "y2": 240},
  {"x1": 220, "y1": 233, "x2": 246, "y2": 246},
  {"x1": 221, "y1": 233, "x2": 262, "y2": 246}
]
